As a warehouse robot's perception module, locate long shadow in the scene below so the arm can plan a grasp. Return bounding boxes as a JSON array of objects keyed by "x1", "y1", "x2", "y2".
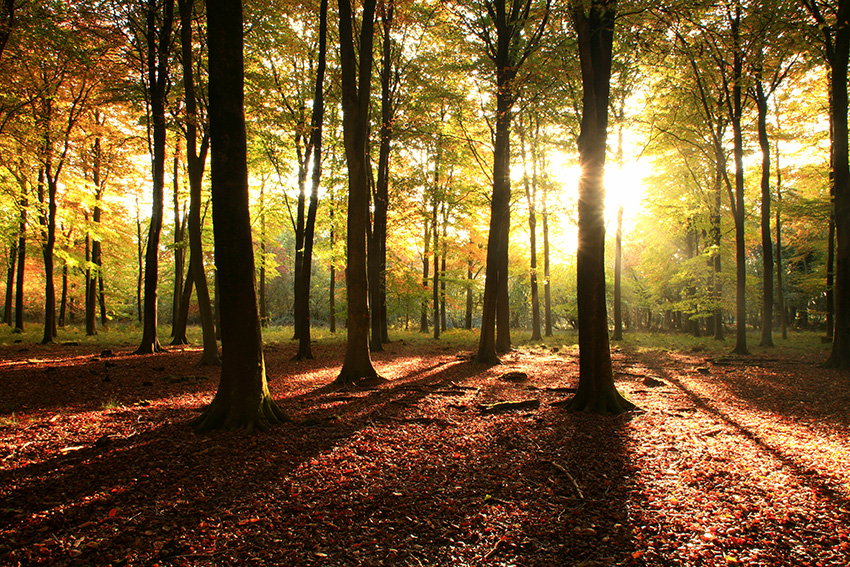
[
  {"x1": 635, "y1": 350, "x2": 850, "y2": 506},
  {"x1": 0, "y1": 357, "x2": 489, "y2": 565}
]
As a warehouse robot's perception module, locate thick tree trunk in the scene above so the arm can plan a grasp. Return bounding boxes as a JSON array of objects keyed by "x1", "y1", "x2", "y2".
[
  {"x1": 567, "y1": 0, "x2": 633, "y2": 414},
  {"x1": 476, "y1": 79, "x2": 512, "y2": 363},
  {"x1": 826, "y1": 1, "x2": 850, "y2": 367},
  {"x1": 333, "y1": 0, "x2": 382, "y2": 387},
  {"x1": 757, "y1": 78, "x2": 774, "y2": 347},
  {"x1": 194, "y1": 0, "x2": 284, "y2": 431},
  {"x1": 135, "y1": 0, "x2": 174, "y2": 355}
]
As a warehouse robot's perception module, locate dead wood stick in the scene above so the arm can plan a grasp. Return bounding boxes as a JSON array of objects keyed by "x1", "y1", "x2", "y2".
[{"x1": 550, "y1": 460, "x2": 584, "y2": 499}]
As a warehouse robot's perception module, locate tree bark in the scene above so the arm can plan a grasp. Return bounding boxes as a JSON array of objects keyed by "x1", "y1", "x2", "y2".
[
  {"x1": 333, "y1": 0, "x2": 382, "y2": 387},
  {"x1": 826, "y1": 1, "x2": 850, "y2": 366},
  {"x1": 369, "y1": 0, "x2": 394, "y2": 350},
  {"x1": 135, "y1": 0, "x2": 175, "y2": 355},
  {"x1": 193, "y1": 0, "x2": 284, "y2": 431},
  {"x1": 4, "y1": 239, "x2": 15, "y2": 326},
  {"x1": 567, "y1": 0, "x2": 633, "y2": 414},
  {"x1": 728, "y1": 5, "x2": 749, "y2": 356},
  {"x1": 294, "y1": 0, "x2": 328, "y2": 361},
  {"x1": 178, "y1": 0, "x2": 219, "y2": 364},
  {"x1": 756, "y1": 76, "x2": 774, "y2": 347}
]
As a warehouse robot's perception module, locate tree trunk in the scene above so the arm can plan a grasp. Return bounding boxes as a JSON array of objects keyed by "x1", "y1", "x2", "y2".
[
  {"x1": 193, "y1": 0, "x2": 284, "y2": 432},
  {"x1": 729, "y1": 6, "x2": 749, "y2": 356},
  {"x1": 775, "y1": 138, "x2": 787, "y2": 339},
  {"x1": 441, "y1": 209, "x2": 448, "y2": 332},
  {"x1": 135, "y1": 0, "x2": 175, "y2": 355},
  {"x1": 826, "y1": 1, "x2": 850, "y2": 366},
  {"x1": 432, "y1": 147, "x2": 440, "y2": 340},
  {"x1": 171, "y1": 252, "x2": 194, "y2": 345},
  {"x1": 330, "y1": 205, "x2": 336, "y2": 333},
  {"x1": 294, "y1": 0, "x2": 327, "y2": 361},
  {"x1": 333, "y1": 0, "x2": 382, "y2": 387},
  {"x1": 542, "y1": 161, "x2": 552, "y2": 337},
  {"x1": 135, "y1": 195, "x2": 143, "y2": 324},
  {"x1": 757, "y1": 76, "x2": 774, "y2": 347},
  {"x1": 613, "y1": 205, "x2": 623, "y2": 340},
  {"x1": 171, "y1": 138, "x2": 185, "y2": 338},
  {"x1": 259, "y1": 183, "x2": 267, "y2": 327},
  {"x1": 420, "y1": 197, "x2": 430, "y2": 334},
  {"x1": 178, "y1": 0, "x2": 219, "y2": 364},
  {"x1": 40, "y1": 165, "x2": 57, "y2": 344},
  {"x1": 567, "y1": 0, "x2": 633, "y2": 414},
  {"x1": 4, "y1": 240, "x2": 16, "y2": 326},
  {"x1": 476, "y1": 64, "x2": 513, "y2": 363},
  {"x1": 521, "y1": 116, "x2": 542, "y2": 341},
  {"x1": 370, "y1": 0, "x2": 393, "y2": 350},
  {"x1": 465, "y1": 255, "x2": 473, "y2": 330}
]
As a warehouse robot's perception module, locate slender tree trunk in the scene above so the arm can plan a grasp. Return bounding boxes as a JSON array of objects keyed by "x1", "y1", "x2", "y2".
[
  {"x1": 333, "y1": 0, "x2": 382, "y2": 386},
  {"x1": 542, "y1": 161, "x2": 552, "y2": 337},
  {"x1": 135, "y1": 0, "x2": 175, "y2": 355},
  {"x1": 171, "y1": 137, "x2": 185, "y2": 338},
  {"x1": 294, "y1": 0, "x2": 327, "y2": 361},
  {"x1": 420, "y1": 200, "x2": 430, "y2": 333},
  {"x1": 40, "y1": 163, "x2": 57, "y2": 344},
  {"x1": 259, "y1": 182, "x2": 267, "y2": 326},
  {"x1": 757, "y1": 77, "x2": 774, "y2": 347},
  {"x1": 330, "y1": 205, "x2": 336, "y2": 333},
  {"x1": 775, "y1": 138, "x2": 787, "y2": 339},
  {"x1": 466, "y1": 256, "x2": 474, "y2": 329},
  {"x1": 433, "y1": 193, "x2": 440, "y2": 340},
  {"x1": 441, "y1": 209, "x2": 448, "y2": 332},
  {"x1": 4, "y1": 240, "x2": 16, "y2": 325},
  {"x1": 370, "y1": 0, "x2": 393, "y2": 349},
  {"x1": 729, "y1": 6, "x2": 749, "y2": 356},
  {"x1": 193, "y1": 0, "x2": 284, "y2": 431},
  {"x1": 521, "y1": 116, "x2": 542, "y2": 341},
  {"x1": 135, "y1": 195, "x2": 143, "y2": 324},
  {"x1": 613, "y1": 205, "x2": 623, "y2": 340},
  {"x1": 178, "y1": 0, "x2": 218, "y2": 364},
  {"x1": 171, "y1": 253, "x2": 194, "y2": 345},
  {"x1": 567, "y1": 0, "x2": 633, "y2": 414}
]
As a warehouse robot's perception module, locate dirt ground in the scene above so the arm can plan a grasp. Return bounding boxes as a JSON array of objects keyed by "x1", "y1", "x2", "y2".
[{"x1": 1, "y1": 336, "x2": 849, "y2": 566}]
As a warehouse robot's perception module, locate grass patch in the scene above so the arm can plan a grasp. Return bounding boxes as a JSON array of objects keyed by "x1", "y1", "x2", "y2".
[{"x1": 101, "y1": 398, "x2": 122, "y2": 410}]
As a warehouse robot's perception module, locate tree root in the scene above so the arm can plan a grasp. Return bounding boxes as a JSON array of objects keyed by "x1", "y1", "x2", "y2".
[
  {"x1": 191, "y1": 395, "x2": 287, "y2": 433},
  {"x1": 566, "y1": 388, "x2": 636, "y2": 414}
]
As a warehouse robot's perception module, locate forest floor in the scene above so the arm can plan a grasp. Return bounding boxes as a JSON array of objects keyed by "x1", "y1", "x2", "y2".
[{"x1": 0, "y1": 329, "x2": 849, "y2": 566}]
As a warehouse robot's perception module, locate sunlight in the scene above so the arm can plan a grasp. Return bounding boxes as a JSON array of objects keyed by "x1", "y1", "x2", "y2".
[{"x1": 545, "y1": 152, "x2": 650, "y2": 258}]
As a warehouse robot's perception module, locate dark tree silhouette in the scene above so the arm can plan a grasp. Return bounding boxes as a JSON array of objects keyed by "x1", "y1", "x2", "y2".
[
  {"x1": 333, "y1": 0, "x2": 383, "y2": 387},
  {"x1": 192, "y1": 0, "x2": 285, "y2": 431},
  {"x1": 567, "y1": 0, "x2": 634, "y2": 414}
]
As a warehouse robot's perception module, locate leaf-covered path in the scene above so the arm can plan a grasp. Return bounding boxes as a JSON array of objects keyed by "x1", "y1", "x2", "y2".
[{"x1": 1, "y1": 338, "x2": 849, "y2": 566}]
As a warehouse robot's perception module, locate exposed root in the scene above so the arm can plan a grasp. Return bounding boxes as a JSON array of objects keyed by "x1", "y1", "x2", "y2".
[
  {"x1": 191, "y1": 395, "x2": 288, "y2": 433},
  {"x1": 566, "y1": 388, "x2": 636, "y2": 415}
]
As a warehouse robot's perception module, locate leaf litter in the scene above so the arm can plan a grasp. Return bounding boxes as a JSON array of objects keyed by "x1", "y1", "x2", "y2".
[{"x1": 0, "y1": 340, "x2": 848, "y2": 565}]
